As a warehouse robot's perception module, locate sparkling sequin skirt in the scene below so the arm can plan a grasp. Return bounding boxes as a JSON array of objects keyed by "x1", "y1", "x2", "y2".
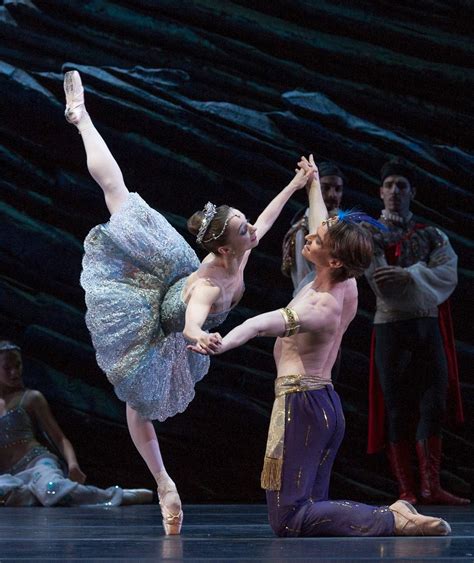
[{"x1": 80, "y1": 193, "x2": 211, "y2": 421}]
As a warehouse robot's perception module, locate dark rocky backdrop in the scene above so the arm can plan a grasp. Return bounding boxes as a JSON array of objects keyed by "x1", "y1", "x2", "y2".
[{"x1": 0, "y1": 0, "x2": 472, "y2": 502}]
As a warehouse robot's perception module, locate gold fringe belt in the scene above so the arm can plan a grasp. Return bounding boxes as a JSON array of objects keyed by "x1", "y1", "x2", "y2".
[{"x1": 261, "y1": 374, "x2": 331, "y2": 491}]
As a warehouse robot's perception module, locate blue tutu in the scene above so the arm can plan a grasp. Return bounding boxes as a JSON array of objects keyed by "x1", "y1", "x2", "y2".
[{"x1": 81, "y1": 193, "x2": 230, "y2": 420}]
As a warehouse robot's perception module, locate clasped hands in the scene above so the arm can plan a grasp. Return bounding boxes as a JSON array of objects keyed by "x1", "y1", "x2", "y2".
[
  {"x1": 291, "y1": 154, "x2": 317, "y2": 189},
  {"x1": 186, "y1": 331, "x2": 223, "y2": 355}
]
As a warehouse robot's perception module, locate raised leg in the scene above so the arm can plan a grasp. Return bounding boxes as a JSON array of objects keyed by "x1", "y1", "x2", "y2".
[{"x1": 64, "y1": 70, "x2": 128, "y2": 215}]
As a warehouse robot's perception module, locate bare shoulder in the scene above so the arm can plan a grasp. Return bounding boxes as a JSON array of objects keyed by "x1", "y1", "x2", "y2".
[
  {"x1": 25, "y1": 389, "x2": 47, "y2": 408},
  {"x1": 296, "y1": 288, "x2": 340, "y2": 322},
  {"x1": 21, "y1": 389, "x2": 48, "y2": 419},
  {"x1": 345, "y1": 278, "x2": 358, "y2": 300}
]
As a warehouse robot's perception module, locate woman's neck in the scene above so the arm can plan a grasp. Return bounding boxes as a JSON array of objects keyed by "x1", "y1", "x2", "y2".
[
  {"x1": 0, "y1": 384, "x2": 24, "y2": 400},
  {"x1": 211, "y1": 252, "x2": 244, "y2": 276}
]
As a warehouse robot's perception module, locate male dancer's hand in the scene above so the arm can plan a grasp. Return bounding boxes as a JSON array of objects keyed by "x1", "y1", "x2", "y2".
[
  {"x1": 186, "y1": 332, "x2": 222, "y2": 355},
  {"x1": 289, "y1": 160, "x2": 315, "y2": 190}
]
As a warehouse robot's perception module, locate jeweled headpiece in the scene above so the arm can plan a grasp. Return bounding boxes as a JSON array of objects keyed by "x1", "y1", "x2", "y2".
[
  {"x1": 0, "y1": 341, "x2": 21, "y2": 353},
  {"x1": 196, "y1": 202, "x2": 217, "y2": 245}
]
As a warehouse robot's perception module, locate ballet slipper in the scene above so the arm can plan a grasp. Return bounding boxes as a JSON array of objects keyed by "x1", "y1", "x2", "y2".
[
  {"x1": 63, "y1": 70, "x2": 87, "y2": 125},
  {"x1": 155, "y1": 472, "x2": 183, "y2": 535},
  {"x1": 389, "y1": 500, "x2": 451, "y2": 536}
]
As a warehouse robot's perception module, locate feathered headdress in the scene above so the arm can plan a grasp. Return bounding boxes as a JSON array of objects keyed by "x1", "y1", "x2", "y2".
[{"x1": 323, "y1": 209, "x2": 388, "y2": 231}]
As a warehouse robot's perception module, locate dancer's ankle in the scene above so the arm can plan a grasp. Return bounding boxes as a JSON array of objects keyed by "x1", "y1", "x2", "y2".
[
  {"x1": 76, "y1": 113, "x2": 93, "y2": 134},
  {"x1": 154, "y1": 470, "x2": 173, "y2": 489}
]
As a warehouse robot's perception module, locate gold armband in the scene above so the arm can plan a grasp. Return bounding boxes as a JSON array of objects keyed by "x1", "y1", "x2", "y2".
[{"x1": 279, "y1": 307, "x2": 301, "y2": 337}]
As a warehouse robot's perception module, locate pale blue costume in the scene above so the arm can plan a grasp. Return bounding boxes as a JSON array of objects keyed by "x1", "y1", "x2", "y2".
[
  {"x1": 81, "y1": 193, "x2": 232, "y2": 421},
  {"x1": 0, "y1": 391, "x2": 124, "y2": 507}
]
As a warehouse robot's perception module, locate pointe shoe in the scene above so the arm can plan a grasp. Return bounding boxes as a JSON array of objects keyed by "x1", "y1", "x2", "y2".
[
  {"x1": 64, "y1": 70, "x2": 86, "y2": 125},
  {"x1": 389, "y1": 500, "x2": 451, "y2": 536},
  {"x1": 121, "y1": 488, "x2": 154, "y2": 506},
  {"x1": 157, "y1": 476, "x2": 183, "y2": 535},
  {"x1": 159, "y1": 490, "x2": 183, "y2": 535}
]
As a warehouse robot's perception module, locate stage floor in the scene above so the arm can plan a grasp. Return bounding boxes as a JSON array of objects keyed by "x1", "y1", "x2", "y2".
[{"x1": 1, "y1": 504, "x2": 473, "y2": 561}]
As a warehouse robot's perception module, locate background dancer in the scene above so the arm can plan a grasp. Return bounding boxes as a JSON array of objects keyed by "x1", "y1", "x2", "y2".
[
  {"x1": 64, "y1": 70, "x2": 312, "y2": 534},
  {"x1": 365, "y1": 158, "x2": 468, "y2": 505},
  {"x1": 0, "y1": 341, "x2": 152, "y2": 507}
]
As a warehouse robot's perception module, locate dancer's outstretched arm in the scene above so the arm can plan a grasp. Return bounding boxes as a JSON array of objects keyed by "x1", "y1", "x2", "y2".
[
  {"x1": 252, "y1": 166, "x2": 313, "y2": 241},
  {"x1": 188, "y1": 292, "x2": 336, "y2": 355},
  {"x1": 305, "y1": 154, "x2": 328, "y2": 234}
]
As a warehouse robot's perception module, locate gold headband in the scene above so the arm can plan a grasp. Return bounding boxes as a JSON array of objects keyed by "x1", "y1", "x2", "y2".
[{"x1": 321, "y1": 216, "x2": 339, "y2": 227}]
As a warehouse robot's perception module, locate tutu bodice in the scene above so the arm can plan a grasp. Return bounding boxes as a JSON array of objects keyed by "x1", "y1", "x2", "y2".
[{"x1": 161, "y1": 277, "x2": 233, "y2": 335}]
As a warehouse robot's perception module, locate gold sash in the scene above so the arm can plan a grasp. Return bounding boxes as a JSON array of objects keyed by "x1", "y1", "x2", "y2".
[{"x1": 260, "y1": 374, "x2": 331, "y2": 491}]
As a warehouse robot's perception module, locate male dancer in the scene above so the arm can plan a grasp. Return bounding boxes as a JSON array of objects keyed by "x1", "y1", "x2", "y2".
[
  {"x1": 281, "y1": 161, "x2": 345, "y2": 383},
  {"x1": 192, "y1": 156, "x2": 451, "y2": 537}
]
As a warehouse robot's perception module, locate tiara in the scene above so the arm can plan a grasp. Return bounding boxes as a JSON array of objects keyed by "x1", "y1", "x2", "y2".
[
  {"x1": 196, "y1": 202, "x2": 217, "y2": 245},
  {"x1": 0, "y1": 341, "x2": 21, "y2": 353},
  {"x1": 202, "y1": 212, "x2": 238, "y2": 244}
]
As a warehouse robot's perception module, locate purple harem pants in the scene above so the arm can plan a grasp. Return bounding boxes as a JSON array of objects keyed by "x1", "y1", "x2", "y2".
[{"x1": 266, "y1": 385, "x2": 395, "y2": 537}]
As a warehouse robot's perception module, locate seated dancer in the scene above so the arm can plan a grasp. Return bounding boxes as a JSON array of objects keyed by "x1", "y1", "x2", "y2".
[
  {"x1": 0, "y1": 341, "x2": 152, "y2": 507},
  {"x1": 63, "y1": 71, "x2": 311, "y2": 534},
  {"x1": 191, "y1": 156, "x2": 451, "y2": 537}
]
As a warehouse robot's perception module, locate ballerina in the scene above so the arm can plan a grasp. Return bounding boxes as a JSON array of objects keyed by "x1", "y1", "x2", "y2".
[{"x1": 63, "y1": 70, "x2": 312, "y2": 534}]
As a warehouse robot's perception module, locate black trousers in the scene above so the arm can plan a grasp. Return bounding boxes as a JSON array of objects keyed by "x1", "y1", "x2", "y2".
[{"x1": 375, "y1": 317, "x2": 448, "y2": 442}]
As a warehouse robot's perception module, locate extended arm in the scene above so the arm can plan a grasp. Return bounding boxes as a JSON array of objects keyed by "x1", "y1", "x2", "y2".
[
  {"x1": 217, "y1": 310, "x2": 287, "y2": 353},
  {"x1": 253, "y1": 167, "x2": 313, "y2": 240},
  {"x1": 30, "y1": 391, "x2": 86, "y2": 483},
  {"x1": 196, "y1": 293, "x2": 336, "y2": 355},
  {"x1": 306, "y1": 155, "x2": 328, "y2": 234}
]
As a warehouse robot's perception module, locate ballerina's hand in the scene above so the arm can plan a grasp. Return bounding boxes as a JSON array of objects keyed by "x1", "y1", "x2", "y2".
[
  {"x1": 290, "y1": 161, "x2": 314, "y2": 191},
  {"x1": 186, "y1": 332, "x2": 223, "y2": 355},
  {"x1": 297, "y1": 154, "x2": 319, "y2": 179},
  {"x1": 68, "y1": 464, "x2": 87, "y2": 484}
]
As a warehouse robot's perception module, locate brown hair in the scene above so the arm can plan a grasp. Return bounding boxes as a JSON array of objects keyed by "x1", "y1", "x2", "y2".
[
  {"x1": 187, "y1": 205, "x2": 232, "y2": 253},
  {"x1": 325, "y1": 221, "x2": 373, "y2": 282}
]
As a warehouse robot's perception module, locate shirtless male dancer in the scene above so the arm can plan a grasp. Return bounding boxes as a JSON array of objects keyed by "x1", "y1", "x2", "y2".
[{"x1": 191, "y1": 155, "x2": 451, "y2": 537}]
